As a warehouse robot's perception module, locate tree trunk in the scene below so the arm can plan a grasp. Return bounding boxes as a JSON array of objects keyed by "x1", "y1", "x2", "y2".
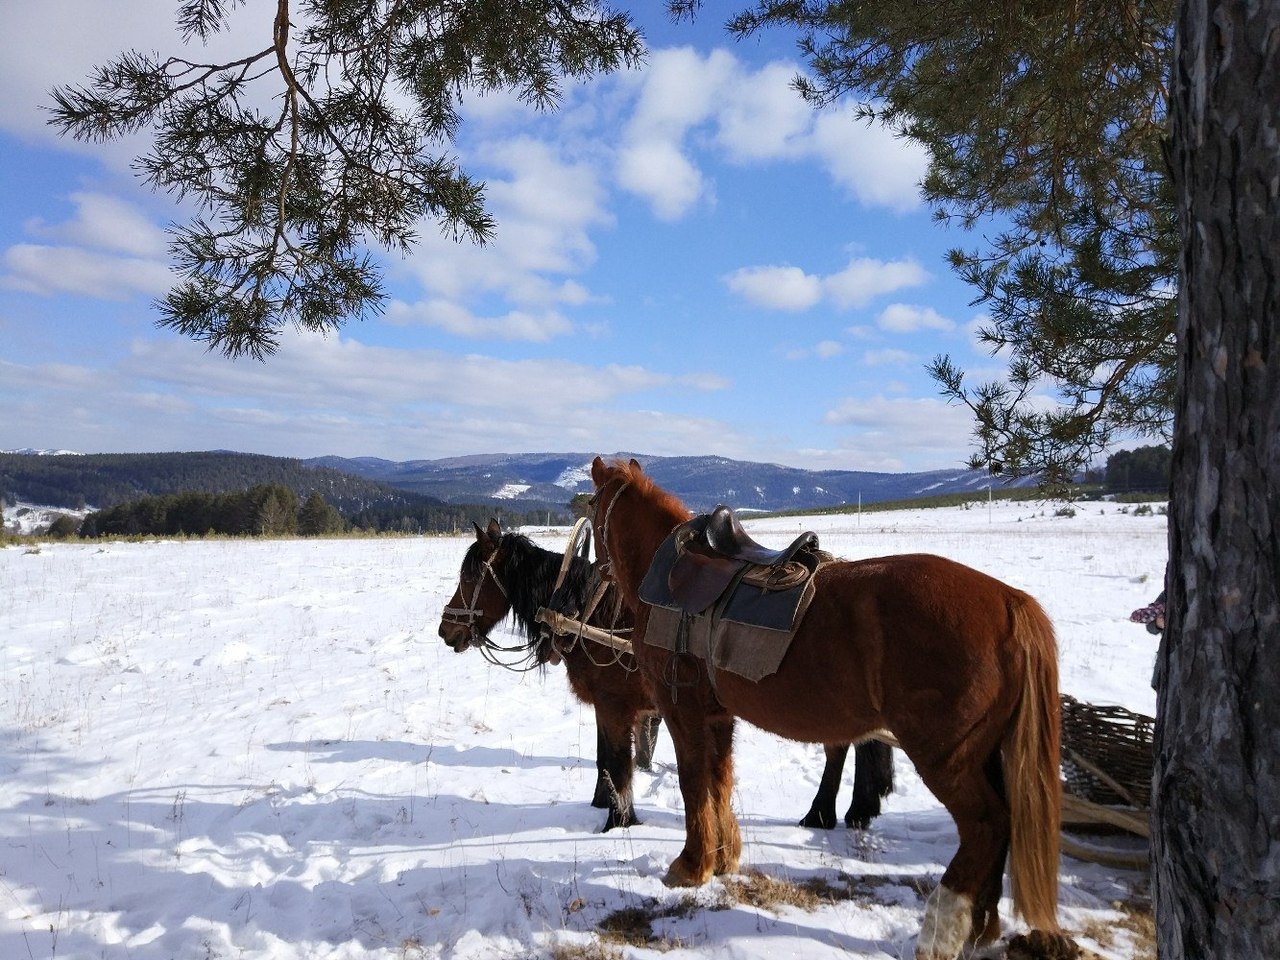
[{"x1": 1157, "y1": 0, "x2": 1280, "y2": 954}]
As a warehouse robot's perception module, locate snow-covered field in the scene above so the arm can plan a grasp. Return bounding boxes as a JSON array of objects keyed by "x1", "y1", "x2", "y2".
[{"x1": 1, "y1": 499, "x2": 1166, "y2": 959}]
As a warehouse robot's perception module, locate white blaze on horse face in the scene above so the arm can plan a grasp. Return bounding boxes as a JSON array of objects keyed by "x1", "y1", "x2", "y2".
[{"x1": 915, "y1": 884, "x2": 973, "y2": 960}]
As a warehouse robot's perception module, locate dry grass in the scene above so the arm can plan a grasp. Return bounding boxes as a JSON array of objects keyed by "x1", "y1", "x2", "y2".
[
  {"x1": 595, "y1": 895, "x2": 701, "y2": 950},
  {"x1": 549, "y1": 941, "x2": 624, "y2": 960},
  {"x1": 1078, "y1": 896, "x2": 1156, "y2": 960},
  {"x1": 583, "y1": 872, "x2": 1155, "y2": 960}
]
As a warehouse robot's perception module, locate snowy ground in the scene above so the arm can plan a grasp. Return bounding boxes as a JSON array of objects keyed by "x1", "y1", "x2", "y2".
[{"x1": 1, "y1": 499, "x2": 1166, "y2": 959}]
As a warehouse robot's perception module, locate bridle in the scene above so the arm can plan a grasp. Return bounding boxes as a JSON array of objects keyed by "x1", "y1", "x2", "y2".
[
  {"x1": 588, "y1": 477, "x2": 631, "y2": 584},
  {"x1": 440, "y1": 539, "x2": 542, "y2": 671}
]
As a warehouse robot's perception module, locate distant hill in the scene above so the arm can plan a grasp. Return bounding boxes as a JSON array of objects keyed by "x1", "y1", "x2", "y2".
[
  {"x1": 0, "y1": 451, "x2": 432, "y2": 516},
  {"x1": 307, "y1": 452, "x2": 1039, "y2": 514},
  {"x1": 2, "y1": 449, "x2": 1041, "y2": 523}
]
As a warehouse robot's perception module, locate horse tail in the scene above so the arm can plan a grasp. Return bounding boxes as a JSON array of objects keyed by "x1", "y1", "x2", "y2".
[{"x1": 1004, "y1": 594, "x2": 1061, "y2": 932}]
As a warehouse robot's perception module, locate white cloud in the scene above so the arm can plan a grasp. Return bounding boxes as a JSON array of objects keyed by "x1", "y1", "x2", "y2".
[
  {"x1": 615, "y1": 140, "x2": 706, "y2": 221},
  {"x1": 0, "y1": 331, "x2": 749, "y2": 460},
  {"x1": 714, "y1": 61, "x2": 812, "y2": 163},
  {"x1": 727, "y1": 256, "x2": 928, "y2": 311},
  {"x1": 614, "y1": 47, "x2": 736, "y2": 220},
  {"x1": 0, "y1": 1, "x2": 278, "y2": 144},
  {"x1": 27, "y1": 192, "x2": 168, "y2": 258},
  {"x1": 784, "y1": 340, "x2": 845, "y2": 361},
  {"x1": 0, "y1": 190, "x2": 171, "y2": 300},
  {"x1": 401, "y1": 136, "x2": 611, "y2": 307},
  {"x1": 1, "y1": 244, "x2": 170, "y2": 300},
  {"x1": 821, "y1": 394, "x2": 975, "y2": 469},
  {"x1": 384, "y1": 300, "x2": 573, "y2": 341},
  {"x1": 825, "y1": 258, "x2": 930, "y2": 309},
  {"x1": 810, "y1": 110, "x2": 929, "y2": 212},
  {"x1": 616, "y1": 47, "x2": 927, "y2": 221},
  {"x1": 679, "y1": 371, "x2": 732, "y2": 390},
  {"x1": 722, "y1": 265, "x2": 822, "y2": 311},
  {"x1": 876, "y1": 303, "x2": 956, "y2": 333},
  {"x1": 815, "y1": 340, "x2": 845, "y2": 359},
  {"x1": 862, "y1": 348, "x2": 914, "y2": 366}
]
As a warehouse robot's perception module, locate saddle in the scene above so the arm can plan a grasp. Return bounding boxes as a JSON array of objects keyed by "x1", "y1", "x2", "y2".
[
  {"x1": 665, "y1": 506, "x2": 820, "y2": 615},
  {"x1": 638, "y1": 506, "x2": 826, "y2": 682}
]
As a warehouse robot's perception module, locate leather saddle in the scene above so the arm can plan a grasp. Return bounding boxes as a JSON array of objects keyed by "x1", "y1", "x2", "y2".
[{"x1": 666, "y1": 506, "x2": 819, "y2": 615}]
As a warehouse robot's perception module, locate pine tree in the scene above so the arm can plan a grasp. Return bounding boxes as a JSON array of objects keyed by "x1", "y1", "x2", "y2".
[
  {"x1": 49, "y1": 1, "x2": 644, "y2": 359},
  {"x1": 730, "y1": 0, "x2": 1176, "y2": 483},
  {"x1": 298, "y1": 491, "x2": 345, "y2": 536}
]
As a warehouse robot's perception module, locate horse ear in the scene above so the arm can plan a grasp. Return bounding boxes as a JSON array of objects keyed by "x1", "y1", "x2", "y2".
[
  {"x1": 485, "y1": 518, "x2": 502, "y2": 542},
  {"x1": 591, "y1": 456, "x2": 606, "y2": 483},
  {"x1": 629, "y1": 457, "x2": 643, "y2": 473},
  {"x1": 472, "y1": 521, "x2": 484, "y2": 541}
]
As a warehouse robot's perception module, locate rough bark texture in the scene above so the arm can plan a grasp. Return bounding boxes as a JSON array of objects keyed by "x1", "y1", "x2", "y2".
[{"x1": 1157, "y1": 0, "x2": 1280, "y2": 954}]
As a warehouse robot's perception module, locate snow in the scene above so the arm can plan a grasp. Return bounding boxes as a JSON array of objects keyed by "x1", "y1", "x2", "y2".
[
  {"x1": 492, "y1": 483, "x2": 532, "y2": 499},
  {"x1": 1, "y1": 499, "x2": 1167, "y2": 959},
  {"x1": 553, "y1": 464, "x2": 591, "y2": 489},
  {"x1": 3, "y1": 501, "x2": 92, "y2": 536}
]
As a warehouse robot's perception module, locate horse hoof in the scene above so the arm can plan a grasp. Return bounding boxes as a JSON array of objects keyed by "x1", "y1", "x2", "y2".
[
  {"x1": 662, "y1": 859, "x2": 710, "y2": 887},
  {"x1": 1006, "y1": 930, "x2": 1081, "y2": 960},
  {"x1": 799, "y1": 809, "x2": 837, "y2": 829},
  {"x1": 601, "y1": 809, "x2": 640, "y2": 832}
]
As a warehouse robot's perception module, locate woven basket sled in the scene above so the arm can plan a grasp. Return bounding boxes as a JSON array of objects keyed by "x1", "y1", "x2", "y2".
[{"x1": 1059, "y1": 694, "x2": 1154, "y2": 869}]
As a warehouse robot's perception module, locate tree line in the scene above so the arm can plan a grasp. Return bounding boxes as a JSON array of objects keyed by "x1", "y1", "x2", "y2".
[
  {"x1": 78, "y1": 485, "x2": 342, "y2": 537},
  {"x1": 72, "y1": 485, "x2": 560, "y2": 538}
]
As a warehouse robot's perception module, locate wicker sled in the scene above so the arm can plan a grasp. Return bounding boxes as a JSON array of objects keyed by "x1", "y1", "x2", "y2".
[{"x1": 1059, "y1": 694, "x2": 1153, "y2": 870}]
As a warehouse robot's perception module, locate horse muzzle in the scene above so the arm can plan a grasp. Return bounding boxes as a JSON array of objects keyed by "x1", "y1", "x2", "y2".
[{"x1": 438, "y1": 620, "x2": 476, "y2": 653}]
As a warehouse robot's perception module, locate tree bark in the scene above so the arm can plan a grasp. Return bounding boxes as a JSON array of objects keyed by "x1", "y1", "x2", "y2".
[{"x1": 1157, "y1": 0, "x2": 1280, "y2": 954}]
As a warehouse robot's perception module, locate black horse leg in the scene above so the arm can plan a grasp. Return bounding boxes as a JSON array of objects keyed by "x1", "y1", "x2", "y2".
[
  {"x1": 846, "y1": 739, "x2": 895, "y2": 829},
  {"x1": 634, "y1": 714, "x2": 661, "y2": 771},
  {"x1": 800, "y1": 743, "x2": 850, "y2": 829},
  {"x1": 595, "y1": 707, "x2": 641, "y2": 831},
  {"x1": 591, "y1": 725, "x2": 611, "y2": 808}
]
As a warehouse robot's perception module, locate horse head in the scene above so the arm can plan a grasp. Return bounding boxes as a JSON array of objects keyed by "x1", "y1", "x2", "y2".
[
  {"x1": 437, "y1": 518, "x2": 513, "y2": 652},
  {"x1": 589, "y1": 456, "x2": 689, "y2": 607},
  {"x1": 588, "y1": 456, "x2": 640, "y2": 578}
]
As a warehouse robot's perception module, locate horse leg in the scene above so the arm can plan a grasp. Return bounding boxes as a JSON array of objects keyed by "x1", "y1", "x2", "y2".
[
  {"x1": 913, "y1": 751, "x2": 1010, "y2": 960},
  {"x1": 799, "y1": 743, "x2": 849, "y2": 829},
  {"x1": 595, "y1": 703, "x2": 640, "y2": 831},
  {"x1": 634, "y1": 713, "x2": 661, "y2": 771},
  {"x1": 590, "y1": 724, "x2": 611, "y2": 809},
  {"x1": 846, "y1": 740, "x2": 895, "y2": 829},
  {"x1": 708, "y1": 714, "x2": 740, "y2": 875},
  {"x1": 658, "y1": 705, "x2": 723, "y2": 886}
]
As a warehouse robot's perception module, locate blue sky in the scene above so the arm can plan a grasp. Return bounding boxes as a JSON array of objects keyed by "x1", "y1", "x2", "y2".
[{"x1": 0, "y1": 2, "x2": 1022, "y2": 473}]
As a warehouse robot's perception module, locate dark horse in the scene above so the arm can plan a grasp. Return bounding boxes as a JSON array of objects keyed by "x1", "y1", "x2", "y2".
[
  {"x1": 438, "y1": 519, "x2": 658, "y2": 830},
  {"x1": 588, "y1": 458, "x2": 1061, "y2": 960}
]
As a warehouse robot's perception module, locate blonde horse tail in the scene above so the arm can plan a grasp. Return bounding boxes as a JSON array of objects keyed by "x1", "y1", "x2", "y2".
[{"x1": 1004, "y1": 595, "x2": 1062, "y2": 932}]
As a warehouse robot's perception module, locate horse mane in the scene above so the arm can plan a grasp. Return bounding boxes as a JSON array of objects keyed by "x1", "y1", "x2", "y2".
[
  {"x1": 605, "y1": 458, "x2": 691, "y2": 522},
  {"x1": 465, "y1": 532, "x2": 595, "y2": 641}
]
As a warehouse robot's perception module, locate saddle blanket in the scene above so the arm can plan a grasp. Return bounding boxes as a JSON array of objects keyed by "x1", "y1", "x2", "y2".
[{"x1": 638, "y1": 517, "x2": 825, "y2": 682}]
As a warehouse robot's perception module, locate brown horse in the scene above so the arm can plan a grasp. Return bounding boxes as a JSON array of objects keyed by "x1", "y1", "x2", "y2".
[
  {"x1": 587, "y1": 457, "x2": 1061, "y2": 960},
  {"x1": 438, "y1": 518, "x2": 658, "y2": 830}
]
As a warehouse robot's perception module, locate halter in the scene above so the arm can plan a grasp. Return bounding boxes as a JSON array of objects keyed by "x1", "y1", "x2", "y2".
[{"x1": 440, "y1": 539, "x2": 541, "y2": 670}]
